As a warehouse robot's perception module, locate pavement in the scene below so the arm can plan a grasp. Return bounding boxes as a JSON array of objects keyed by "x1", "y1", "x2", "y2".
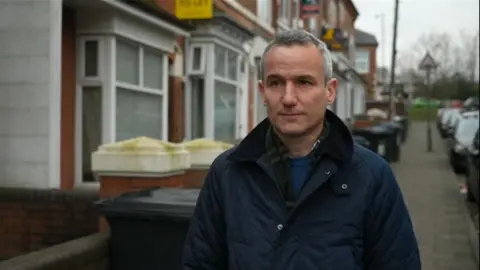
[{"x1": 391, "y1": 122, "x2": 479, "y2": 270}]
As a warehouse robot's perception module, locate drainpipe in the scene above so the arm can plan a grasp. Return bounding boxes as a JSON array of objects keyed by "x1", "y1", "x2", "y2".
[{"x1": 348, "y1": 33, "x2": 356, "y2": 125}]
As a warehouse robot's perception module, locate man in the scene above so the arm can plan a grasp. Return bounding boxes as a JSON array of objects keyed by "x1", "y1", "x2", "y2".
[{"x1": 182, "y1": 30, "x2": 421, "y2": 269}]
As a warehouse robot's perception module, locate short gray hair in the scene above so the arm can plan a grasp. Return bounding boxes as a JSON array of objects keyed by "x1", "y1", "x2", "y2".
[{"x1": 259, "y1": 30, "x2": 333, "y2": 84}]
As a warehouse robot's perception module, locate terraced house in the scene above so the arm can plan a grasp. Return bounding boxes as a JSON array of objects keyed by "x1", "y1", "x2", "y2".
[{"x1": 0, "y1": 0, "x2": 375, "y2": 264}]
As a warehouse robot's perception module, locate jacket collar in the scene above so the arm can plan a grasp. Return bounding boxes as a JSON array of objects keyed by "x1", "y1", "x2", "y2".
[{"x1": 227, "y1": 110, "x2": 353, "y2": 164}]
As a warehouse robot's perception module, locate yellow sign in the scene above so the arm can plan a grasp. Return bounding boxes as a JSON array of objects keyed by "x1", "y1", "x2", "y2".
[
  {"x1": 323, "y1": 29, "x2": 335, "y2": 41},
  {"x1": 175, "y1": 0, "x2": 213, "y2": 20}
]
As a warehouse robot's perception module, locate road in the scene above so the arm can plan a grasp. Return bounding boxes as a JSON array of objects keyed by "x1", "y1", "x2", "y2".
[{"x1": 391, "y1": 122, "x2": 479, "y2": 270}]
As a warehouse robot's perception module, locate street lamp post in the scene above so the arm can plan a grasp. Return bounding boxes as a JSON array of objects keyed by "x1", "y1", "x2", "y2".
[
  {"x1": 418, "y1": 52, "x2": 438, "y2": 152},
  {"x1": 375, "y1": 13, "x2": 387, "y2": 93}
]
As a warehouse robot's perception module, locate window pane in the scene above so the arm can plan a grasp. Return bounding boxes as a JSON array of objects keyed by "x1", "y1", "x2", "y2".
[
  {"x1": 84, "y1": 41, "x2": 98, "y2": 77},
  {"x1": 355, "y1": 60, "x2": 369, "y2": 73},
  {"x1": 214, "y1": 80, "x2": 236, "y2": 142},
  {"x1": 214, "y1": 45, "x2": 226, "y2": 77},
  {"x1": 328, "y1": 0, "x2": 337, "y2": 23},
  {"x1": 228, "y1": 51, "x2": 238, "y2": 80},
  {"x1": 116, "y1": 88, "x2": 163, "y2": 141},
  {"x1": 281, "y1": 0, "x2": 290, "y2": 18},
  {"x1": 143, "y1": 49, "x2": 164, "y2": 90},
  {"x1": 82, "y1": 87, "x2": 102, "y2": 182},
  {"x1": 257, "y1": 0, "x2": 271, "y2": 23},
  {"x1": 116, "y1": 41, "x2": 139, "y2": 85},
  {"x1": 192, "y1": 47, "x2": 202, "y2": 71},
  {"x1": 191, "y1": 78, "x2": 205, "y2": 138}
]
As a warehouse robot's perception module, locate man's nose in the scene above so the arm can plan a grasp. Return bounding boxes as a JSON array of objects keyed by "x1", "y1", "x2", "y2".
[{"x1": 282, "y1": 81, "x2": 297, "y2": 106}]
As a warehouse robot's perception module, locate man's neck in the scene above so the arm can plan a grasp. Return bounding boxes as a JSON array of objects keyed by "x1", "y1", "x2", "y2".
[{"x1": 276, "y1": 122, "x2": 324, "y2": 158}]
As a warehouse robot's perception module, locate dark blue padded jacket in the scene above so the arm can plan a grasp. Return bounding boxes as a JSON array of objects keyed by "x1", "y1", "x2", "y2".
[{"x1": 182, "y1": 110, "x2": 421, "y2": 270}]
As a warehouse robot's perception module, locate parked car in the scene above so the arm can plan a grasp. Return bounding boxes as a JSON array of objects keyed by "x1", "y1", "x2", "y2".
[
  {"x1": 465, "y1": 128, "x2": 479, "y2": 202},
  {"x1": 440, "y1": 108, "x2": 461, "y2": 139},
  {"x1": 463, "y1": 96, "x2": 479, "y2": 112},
  {"x1": 448, "y1": 111, "x2": 479, "y2": 174},
  {"x1": 436, "y1": 102, "x2": 449, "y2": 131}
]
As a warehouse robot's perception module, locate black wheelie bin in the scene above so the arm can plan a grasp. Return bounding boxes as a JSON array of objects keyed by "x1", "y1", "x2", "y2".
[
  {"x1": 352, "y1": 125, "x2": 394, "y2": 162},
  {"x1": 393, "y1": 115, "x2": 409, "y2": 142},
  {"x1": 377, "y1": 121, "x2": 404, "y2": 162},
  {"x1": 96, "y1": 188, "x2": 200, "y2": 270}
]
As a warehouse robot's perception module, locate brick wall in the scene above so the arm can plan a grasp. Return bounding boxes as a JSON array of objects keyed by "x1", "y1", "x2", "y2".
[
  {"x1": 0, "y1": 188, "x2": 99, "y2": 260},
  {"x1": 0, "y1": 232, "x2": 109, "y2": 270},
  {"x1": 357, "y1": 45, "x2": 377, "y2": 99},
  {"x1": 168, "y1": 76, "x2": 185, "y2": 143}
]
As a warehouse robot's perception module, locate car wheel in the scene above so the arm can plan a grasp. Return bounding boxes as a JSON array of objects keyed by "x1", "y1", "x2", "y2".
[
  {"x1": 453, "y1": 164, "x2": 465, "y2": 174},
  {"x1": 466, "y1": 186, "x2": 476, "y2": 202}
]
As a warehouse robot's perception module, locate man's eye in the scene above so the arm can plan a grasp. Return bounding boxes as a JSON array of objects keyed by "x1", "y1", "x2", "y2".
[
  {"x1": 298, "y1": 80, "x2": 312, "y2": 85},
  {"x1": 268, "y1": 81, "x2": 280, "y2": 87}
]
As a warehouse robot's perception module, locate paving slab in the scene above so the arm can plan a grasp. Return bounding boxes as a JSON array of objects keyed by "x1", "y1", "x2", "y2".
[{"x1": 391, "y1": 122, "x2": 478, "y2": 270}]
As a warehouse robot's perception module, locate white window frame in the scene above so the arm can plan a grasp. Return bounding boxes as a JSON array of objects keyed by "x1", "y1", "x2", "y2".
[
  {"x1": 75, "y1": 35, "x2": 106, "y2": 187},
  {"x1": 114, "y1": 38, "x2": 169, "y2": 141},
  {"x1": 74, "y1": 35, "x2": 169, "y2": 186},
  {"x1": 185, "y1": 38, "x2": 247, "y2": 142},
  {"x1": 355, "y1": 50, "x2": 370, "y2": 73},
  {"x1": 187, "y1": 44, "x2": 206, "y2": 75},
  {"x1": 279, "y1": 0, "x2": 291, "y2": 25},
  {"x1": 257, "y1": 0, "x2": 272, "y2": 25}
]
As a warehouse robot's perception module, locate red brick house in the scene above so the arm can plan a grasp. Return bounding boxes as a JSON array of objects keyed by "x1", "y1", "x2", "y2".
[
  {"x1": 0, "y1": 0, "x2": 299, "y2": 260},
  {"x1": 354, "y1": 28, "x2": 379, "y2": 100}
]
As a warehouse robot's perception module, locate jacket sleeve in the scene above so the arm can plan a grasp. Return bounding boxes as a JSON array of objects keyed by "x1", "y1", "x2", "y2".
[
  {"x1": 363, "y1": 163, "x2": 421, "y2": 270},
  {"x1": 182, "y1": 161, "x2": 227, "y2": 270}
]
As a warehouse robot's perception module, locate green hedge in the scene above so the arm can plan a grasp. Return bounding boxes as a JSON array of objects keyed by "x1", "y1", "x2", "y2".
[{"x1": 408, "y1": 107, "x2": 439, "y2": 122}]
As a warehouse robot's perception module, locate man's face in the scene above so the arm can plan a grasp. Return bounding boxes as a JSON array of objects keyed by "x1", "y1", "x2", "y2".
[{"x1": 259, "y1": 44, "x2": 337, "y2": 137}]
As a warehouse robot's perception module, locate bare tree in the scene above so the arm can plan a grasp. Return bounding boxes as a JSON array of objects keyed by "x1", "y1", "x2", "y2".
[
  {"x1": 396, "y1": 30, "x2": 479, "y2": 99},
  {"x1": 397, "y1": 30, "x2": 479, "y2": 79}
]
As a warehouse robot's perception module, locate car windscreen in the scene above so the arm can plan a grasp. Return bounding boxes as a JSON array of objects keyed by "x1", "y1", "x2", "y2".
[
  {"x1": 455, "y1": 118, "x2": 480, "y2": 139},
  {"x1": 446, "y1": 110, "x2": 460, "y2": 126},
  {"x1": 442, "y1": 109, "x2": 458, "y2": 124}
]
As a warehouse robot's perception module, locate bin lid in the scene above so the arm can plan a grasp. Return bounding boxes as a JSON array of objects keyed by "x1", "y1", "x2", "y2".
[
  {"x1": 378, "y1": 122, "x2": 403, "y2": 130},
  {"x1": 370, "y1": 125, "x2": 394, "y2": 135},
  {"x1": 96, "y1": 188, "x2": 200, "y2": 219}
]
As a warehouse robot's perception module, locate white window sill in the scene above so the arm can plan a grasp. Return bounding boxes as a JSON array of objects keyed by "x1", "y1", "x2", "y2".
[
  {"x1": 74, "y1": 182, "x2": 100, "y2": 191},
  {"x1": 277, "y1": 18, "x2": 291, "y2": 31}
]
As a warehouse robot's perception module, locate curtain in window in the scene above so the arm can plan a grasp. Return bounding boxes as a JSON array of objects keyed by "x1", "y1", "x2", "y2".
[
  {"x1": 191, "y1": 78, "x2": 205, "y2": 138},
  {"x1": 82, "y1": 87, "x2": 102, "y2": 182},
  {"x1": 214, "y1": 80, "x2": 237, "y2": 142},
  {"x1": 214, "y1": 45, "x2": 226, "y2": 77},
  {"x1": 116, "y1": 41, "x2": 139, "y2": 85},
  {"x1": 116, "y1": 88, "x2": 163, "y2": 141},
  {"x1": 143, "y1": 50, "x2": 164, "y2": 89}
]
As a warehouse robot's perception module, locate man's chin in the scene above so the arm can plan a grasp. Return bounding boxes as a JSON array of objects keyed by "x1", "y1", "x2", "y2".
[{"x1": 275, "y1": 125, "x2": 308, "y2": 137}]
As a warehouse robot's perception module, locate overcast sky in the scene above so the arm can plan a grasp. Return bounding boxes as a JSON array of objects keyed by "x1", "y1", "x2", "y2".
[{"x1": 354, "y1": 0, "x2": 479, "y2": 70}]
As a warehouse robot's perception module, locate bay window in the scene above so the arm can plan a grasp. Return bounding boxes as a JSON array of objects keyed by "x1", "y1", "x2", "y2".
[
  {"x1": 187, "y1": 41, "x2": 245, "y2": 143},
  {"x1": 114, "y1": 39, "x2": 167, "y2": 141},
  {"x1": 213, "y1": 44, "x2": 240, "y2": 142},
  {"x1": 76, "y1": 36, "x2": 168, "y2": 183}
]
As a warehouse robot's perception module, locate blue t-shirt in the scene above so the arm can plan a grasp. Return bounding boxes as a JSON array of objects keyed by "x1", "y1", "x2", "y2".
[{"x1": 290, "y1": 157, "x2": 311, "y2": 198}]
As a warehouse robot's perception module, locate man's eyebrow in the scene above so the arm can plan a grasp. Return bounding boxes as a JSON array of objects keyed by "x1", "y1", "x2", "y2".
[
  {"x1": 295, "y1": 75, "x2": 315, "y2": 80},
  {"x1": 265, "y1": 74, "x2": 317, "y2": 81},
  {"x1": 265, "y1": 74, "x2": 283, "y2": 80}
]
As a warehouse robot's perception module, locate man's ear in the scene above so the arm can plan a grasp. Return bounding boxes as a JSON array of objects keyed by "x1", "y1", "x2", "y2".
[
  {"x1": 326, "y1": 78, "x2": 337, "y2": 104},
  {"x1": 258, "y1": 80, "x2": 266, "y2": 103}
]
